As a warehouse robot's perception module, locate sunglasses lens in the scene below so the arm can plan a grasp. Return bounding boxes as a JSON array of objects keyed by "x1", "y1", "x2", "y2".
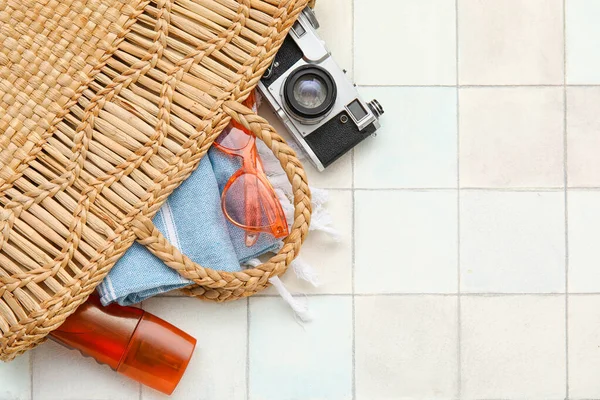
[
  {"x1": 215, "y1": 126, "x2": 252, "y2": 151},
  {"x1": 223, "y1": 173, "x2": 286, "y2": 236}
]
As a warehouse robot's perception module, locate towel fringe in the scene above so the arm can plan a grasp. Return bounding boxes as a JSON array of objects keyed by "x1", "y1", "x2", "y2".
[
  {"x1": 269, "y1": 276, "x2": 313, "y2": 322},
  {"x1": 245, "y1": 258, "x2": 313, "y2": 321},
  {"x1": 291, "y1": 257, "x2": 321, "y2": 287},
  {"x1": 270, "y1": 242, "x2": 321, "y2": 287}
]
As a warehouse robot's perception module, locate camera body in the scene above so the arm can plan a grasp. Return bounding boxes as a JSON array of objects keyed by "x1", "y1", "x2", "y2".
[{"x1": 257, "y1": 8, "x2": 383, "y2": 171}]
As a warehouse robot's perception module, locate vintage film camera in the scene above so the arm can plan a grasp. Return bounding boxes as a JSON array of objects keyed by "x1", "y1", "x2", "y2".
[{"x1": 258, "y1": 7, "x2": 384, "y2": 171}]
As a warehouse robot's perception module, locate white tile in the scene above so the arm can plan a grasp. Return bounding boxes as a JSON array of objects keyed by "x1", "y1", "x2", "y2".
[
  {"x1": 458, "y1": 0, "x2": 564, "y2": 85},
  {"x1": 260, "y1": 190, "x2": 352, "y2": 295},
  {"x1": 459, "y1": 87, "x2": 564, "y2": 188},
  {"x1": 568, "y1": 295, "x2": 600, "y2": 398},
  {"x1": 354, "y1": 87, "x2": 458, "y2": 189},
  {"x1": 567, "y1": 191, "x2": 600, "y2": 293},
  {"x1": 354, "y1": 0, "x2": 456, "y2": 85},
  {"x1": 249, "y1": 296, "x2": 352, "y2": 400},
  {"x1": 0, "y1": 353, "x2": 31, "y2": 400},
  {"x1": 460, "y1": 191, "x2": 565, "y2": 293},
  {"x1": 33, "y1": 340, "x2": 140, "y2": 400},
  {"x1": 355, "y1": 190, "x2": 458, "y2": 294},
  {"x1": 461, "y1": 296, "x2": 566, "y2": 399},
  {"x1": 355, "y1": 296, "x2": 458, "y2": 400},
  {"x1": 142, "y1": 298, "x2": 247, "y2": 400},
  {"x1": 567, "y1": 87, "x2": 600, "y2": 187},
  {"x1": 313, "y1": 0, "x2": 353, "y2": 78},
  {"x1": 258, "y1": 103, "x2": 353, "y2": 189},
  {"x1": 566, "y1": 0, "x2": 600, "y2": 84}
]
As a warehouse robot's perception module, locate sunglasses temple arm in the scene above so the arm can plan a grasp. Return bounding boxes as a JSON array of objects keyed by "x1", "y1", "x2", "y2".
[
  {"x1": 257, "y1": 175, "x2": 289, "y2": 238},
  {"x1": 244, "y1": 175, "x2": 261, "y2": 247}
]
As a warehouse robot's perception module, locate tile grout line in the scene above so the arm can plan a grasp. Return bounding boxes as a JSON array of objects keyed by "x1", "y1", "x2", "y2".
[
  {"x1": 351, "y1": 1, "x2": 357, "y2": 399},
  {"x1": 161, "y1": 291, "x2": 600, "y2": 298},
  {"x1": 351, "y1": 187, "x2": 582, "y2": 192},
  {"x1": 455, "y1": 0, "x2": 462, "y2": 398},
  {"x1": 563, "y1": 1, "x2": 570, "y2": 397},
  {"x1": 351, "y1": 154, "x2": 356, "y2": 400},
  {"x1": 246, "y1": 292, "x2": 568, "y2": 297},
  {"x1": 358, "y1": 84, "x2": 600, "y2": 88},
  {"x1": 246, "y1": 297, "x2": 250, "y2": 400},
  {"x1": 256, "y1": 292, "x2": 599, "y2": 297},
  {"x1": 351, "y1": 170, "x2": 357, "y2": 400}
]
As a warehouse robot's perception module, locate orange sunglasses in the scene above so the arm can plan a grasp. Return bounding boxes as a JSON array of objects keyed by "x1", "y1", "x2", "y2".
[{"x1": 213, "y1": 93, "x2": 289, "y2": 247}]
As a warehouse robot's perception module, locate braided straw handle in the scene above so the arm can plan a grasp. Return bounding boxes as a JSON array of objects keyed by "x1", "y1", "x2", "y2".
[{"x1": 131, "y1": 100, "x2": 311, "y2": 302}]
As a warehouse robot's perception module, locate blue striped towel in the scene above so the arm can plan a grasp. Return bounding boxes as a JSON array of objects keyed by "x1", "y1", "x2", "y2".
[{"x1": 98, "y1": 147, "x2": 280, "y2": 306}]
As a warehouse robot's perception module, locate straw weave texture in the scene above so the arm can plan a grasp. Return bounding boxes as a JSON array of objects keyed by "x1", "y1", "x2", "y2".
[{"x1": 0, "y1": 0, "x2": 312, "y2": 361}]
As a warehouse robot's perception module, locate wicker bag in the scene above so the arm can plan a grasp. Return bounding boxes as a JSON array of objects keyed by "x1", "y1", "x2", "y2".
[{"x1": 0, "y1": 0, "x2": 313, "y2": 361}]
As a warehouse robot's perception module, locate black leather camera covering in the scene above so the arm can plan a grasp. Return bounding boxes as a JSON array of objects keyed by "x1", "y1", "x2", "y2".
[
  {"x1": 261, "y1": 35, "x2": 304, "y2": 87},
  {"x1": 305, "y1": 110, "x2": 377, "y2": 168}
]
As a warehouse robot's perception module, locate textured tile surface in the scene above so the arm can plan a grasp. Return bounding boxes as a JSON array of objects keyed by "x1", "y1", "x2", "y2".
[
  {"x1": 249, "y1": 296, "x2": 353, "y2": 400},
  {"x1": 459, "y1": 87, "x2": 564, "y2": 188},
  {"x1": 355, "y1": 0, "x2": 456, "y2": 85},
  {"x1": 313, "y1": 0, "x2": 354, "y2": 78},
  {"x1": 460, "y1": 191, "x2": 565, "y2": 293},
  {"x1": 461, "y1": 296, "x2": 566, "y2": 399},
  {"x1": 142, "y1": 298, "x2": 247, "y2": 400},
  {"x1": 568, "y1": 191, "x2": 600, "y2": 293},
  {"x1": 0, "y1": 354, "x2": 31, "y2": 400},
  {"x1": 568, "y1": 295, "x2": 600, "y2": 398},
  {"x1": 566, "y1": 0, "x2": 600, "y2": 84},
  {"x1": 354, "y1": 87, "x2": 458, "y2": 189},
  {"x1": 567, "y1": 87, "x2": 600, "y2": 187},
  {"x1": 459, "y1": 0, "x2": 564, "y2": 85},
  {"x1": 355, "y1": 296, "x2": 458, "y2": 400},
  {"x1": 355, "y1": 190, "x2": 458, "y2": 294}
]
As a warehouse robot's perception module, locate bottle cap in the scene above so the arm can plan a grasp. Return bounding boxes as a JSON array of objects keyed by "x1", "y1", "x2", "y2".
[{"x1": 117, "y1": 312, "x2": 197, "y2": 395}]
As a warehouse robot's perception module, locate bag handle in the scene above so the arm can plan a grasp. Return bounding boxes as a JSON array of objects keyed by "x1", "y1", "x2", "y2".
[{"x1": 130, "y1": 100, "x2": 312, "y2": 301}]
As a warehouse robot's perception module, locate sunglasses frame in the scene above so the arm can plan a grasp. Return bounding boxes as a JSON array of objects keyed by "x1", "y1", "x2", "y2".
[{"x1": 214, "y1": 120, "x2": 289, "y2": 243}]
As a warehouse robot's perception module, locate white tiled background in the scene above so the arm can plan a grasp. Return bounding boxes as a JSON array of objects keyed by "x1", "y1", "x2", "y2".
[{"x1": 3, "y1": 0, "x2": 600, "y2": 399}]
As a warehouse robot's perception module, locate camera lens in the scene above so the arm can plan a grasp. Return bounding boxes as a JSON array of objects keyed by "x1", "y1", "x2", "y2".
[
  {"x1": 293, "y1": 75, "x2": 328, "y2": 109},
  {"x1": 284, "y1": 65, "x2": 337, "y2": 122}
]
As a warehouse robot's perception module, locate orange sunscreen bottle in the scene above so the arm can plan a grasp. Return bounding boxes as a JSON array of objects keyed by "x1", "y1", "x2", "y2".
[{"x1": 50, "y1": 294, "x2": 196, "y2": 395}]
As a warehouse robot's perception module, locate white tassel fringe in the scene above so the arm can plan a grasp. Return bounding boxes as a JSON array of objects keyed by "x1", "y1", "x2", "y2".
[
  {"x1": 269, "y1": 276, "x2": 312, "y2": 322},
  {"x1": 291, "y1": 257, "x2": 321, "y2": 287},
  {"x1": 245, "y1": 258, "x2": 313, "y2": 322}
]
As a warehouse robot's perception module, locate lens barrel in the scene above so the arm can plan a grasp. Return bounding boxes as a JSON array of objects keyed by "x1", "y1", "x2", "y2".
[{"x1": 283, "y1": 64, "x2": 337, "y2": 121}]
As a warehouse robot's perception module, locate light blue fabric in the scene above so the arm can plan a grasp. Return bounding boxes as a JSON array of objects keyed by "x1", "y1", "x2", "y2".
[{"x1": 98, "y1": 147, "x2": 279, "y2": 306}]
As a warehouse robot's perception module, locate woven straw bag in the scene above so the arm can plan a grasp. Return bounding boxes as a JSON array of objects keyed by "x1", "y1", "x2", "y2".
[{"x1": 0, "y1": 0, "x2": 314, "y2": 361}]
